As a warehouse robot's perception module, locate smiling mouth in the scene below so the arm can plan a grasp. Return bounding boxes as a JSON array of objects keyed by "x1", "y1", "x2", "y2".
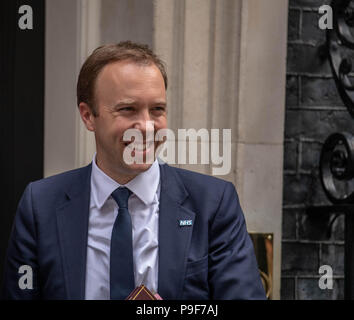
[{"x1": 124, "y1": 141, "x2": 155, "y2": 151}]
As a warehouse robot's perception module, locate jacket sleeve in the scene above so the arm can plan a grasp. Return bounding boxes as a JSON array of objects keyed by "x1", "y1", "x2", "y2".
[
  {"x1": 208, "y1": 182, "x2": 266, "y2": 300},
  {"x1": 1, "y1": 183, "x2": 41, "y2": 299}
]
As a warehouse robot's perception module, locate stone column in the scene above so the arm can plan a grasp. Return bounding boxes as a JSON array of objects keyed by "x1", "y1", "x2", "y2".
[
  {"x1": 236, "y1": 0, "x2": 289, "y2": 300},
  {"x1": 44, "y1": 0, "x2": 99, "y2": 176}
]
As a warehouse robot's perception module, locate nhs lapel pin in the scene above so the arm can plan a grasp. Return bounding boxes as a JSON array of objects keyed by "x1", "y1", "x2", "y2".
[{"x1": 179, "y1": 219, "x2": 193, "y2": 227}]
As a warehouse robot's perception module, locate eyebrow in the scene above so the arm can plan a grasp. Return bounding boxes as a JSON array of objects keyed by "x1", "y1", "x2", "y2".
[
  {"x1": 113, "y1": 100, "x2": 167, "y2": 108},
  {"x1": 113, "y1": 100, "x2": 136, "y2": 107},
  {"x1": 153, "y1": 101, "x2": 167, "y2": 107}
]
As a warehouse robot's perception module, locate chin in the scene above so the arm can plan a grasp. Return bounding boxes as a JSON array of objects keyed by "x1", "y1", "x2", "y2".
[
  {"x1": 121, "y1": 143, "x2": 158, "y2": 174},
  {"x1": 126, "y1": 162, "x2": 154, "y2": 174}
]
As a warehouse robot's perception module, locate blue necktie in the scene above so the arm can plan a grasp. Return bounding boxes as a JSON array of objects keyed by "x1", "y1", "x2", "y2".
[{"x1": 110, "y1": 187, "x2": 135, "y2": 300}]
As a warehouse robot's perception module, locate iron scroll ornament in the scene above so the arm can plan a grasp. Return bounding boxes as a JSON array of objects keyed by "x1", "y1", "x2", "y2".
[
  {"x1": 328, "y1": 0, "x2": 354, "y2": 117},
  {"x1": 320, "y1": 2, "x2": 354, "y2": 300},
  {"x1": 320, "y1": 132, "x2": 354, "y2": 204},
  {"x1": 322, "y1": 0, "x2": 354, "y2": 204}
]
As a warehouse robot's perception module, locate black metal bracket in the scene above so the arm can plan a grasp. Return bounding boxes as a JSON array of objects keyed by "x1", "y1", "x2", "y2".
[
  {"x1": 328, "y1": 0, "x2": 354, "y2": 116},
  {"x1": 306, "y1": 205, "x2": 354, "y2": 299},
  {"x1": 308, "y1": 0, "x2": 354, "y2": 300}
]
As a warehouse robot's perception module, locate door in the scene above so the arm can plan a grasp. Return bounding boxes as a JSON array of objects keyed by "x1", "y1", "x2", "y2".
[{"x1": 0, "y1": 0, "x2": 44, "y2": 286}]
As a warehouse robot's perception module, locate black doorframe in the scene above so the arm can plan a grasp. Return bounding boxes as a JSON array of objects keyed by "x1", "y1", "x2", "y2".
[{"x1": 0, "y1": 0, "x2": 45, "y2": 286}]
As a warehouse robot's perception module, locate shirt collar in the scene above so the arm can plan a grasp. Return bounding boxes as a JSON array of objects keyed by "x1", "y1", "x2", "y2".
[
  {"x1": 124, "y1": 158, "x2": 160, "y2": 205},
  {"x1": 91, "y1": 153, "x2": 160, "y2": 208}
]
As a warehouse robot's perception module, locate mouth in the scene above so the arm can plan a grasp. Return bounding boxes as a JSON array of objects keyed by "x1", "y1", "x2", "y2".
[{"x1": 124, "y1": 141, "x2": 155, "y2": 152}]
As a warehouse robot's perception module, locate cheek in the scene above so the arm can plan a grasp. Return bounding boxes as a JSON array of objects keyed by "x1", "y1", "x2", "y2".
[
  {"x1": 95, "y1": 120, "x2": 123, "y2": 144},
  {"x1": 155, "y1": 117, "x2": 167, "y2": 131},
  {"x1": 154, "y1": 119, "x2": 168, "y2": 145}
]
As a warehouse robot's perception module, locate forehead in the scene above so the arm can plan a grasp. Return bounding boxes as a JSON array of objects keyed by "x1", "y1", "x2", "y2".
[
  {"x1": 96, "y1": 60, "x2": 164, "y2": 91},
  {"x1": 94, "y1": 60, "x2": 166, "y2": 106}
]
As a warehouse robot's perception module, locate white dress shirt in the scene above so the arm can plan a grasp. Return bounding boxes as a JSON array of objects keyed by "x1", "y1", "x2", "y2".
[{"x1": 85, "y1": 154, "x2": 160, "y2": 299}]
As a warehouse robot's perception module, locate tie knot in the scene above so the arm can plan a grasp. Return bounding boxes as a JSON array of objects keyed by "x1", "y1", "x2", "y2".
[{"x1": 111, "y1": 187, "x2": 132, "y2": 209}]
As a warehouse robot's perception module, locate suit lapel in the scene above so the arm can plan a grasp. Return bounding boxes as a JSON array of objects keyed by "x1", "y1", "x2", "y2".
[
  {"x1": 56, "y1": 164, "x2": 91, "y2": 299},
  {"x1": 158, "y1": 164, "x2": 196, "y2": 299}
]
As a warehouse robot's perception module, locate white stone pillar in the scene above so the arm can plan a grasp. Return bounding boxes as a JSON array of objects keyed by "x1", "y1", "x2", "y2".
[
  {"x1": 44, "y1": 0, "x2": 99, "y2": 177},
  {"x1": 236, "y1": 0, "x2": 288, "y2": 300},
  {"x1": 75, "y1": 0, "x2": 101, "y2": 168}
]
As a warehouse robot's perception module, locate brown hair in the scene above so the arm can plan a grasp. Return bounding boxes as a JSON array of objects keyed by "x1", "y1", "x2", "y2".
[{"x1": 77, "y1": 41, "x2": 168, "y2": 116}]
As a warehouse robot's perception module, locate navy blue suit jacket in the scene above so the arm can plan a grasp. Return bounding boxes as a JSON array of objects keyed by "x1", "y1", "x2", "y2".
[{"x1": 2, "y1": 163, "x2": 266, "y2": 300}]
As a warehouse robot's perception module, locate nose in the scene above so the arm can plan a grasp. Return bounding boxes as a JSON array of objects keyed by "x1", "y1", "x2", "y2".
[{"x1": 132, "y1": 110, "x2": 154, "y2": 140}]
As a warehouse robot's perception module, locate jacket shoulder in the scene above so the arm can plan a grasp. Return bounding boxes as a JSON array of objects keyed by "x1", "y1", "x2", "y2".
[
  {"x1": 29, "y1": 164, "x2": 91, "y2": 200},
  {"x1": 160, "y1": 164, "x2": 235, "y2": 210},
  {"x1": 164, "y1": 164, "x2": 232, "y2": 190}
]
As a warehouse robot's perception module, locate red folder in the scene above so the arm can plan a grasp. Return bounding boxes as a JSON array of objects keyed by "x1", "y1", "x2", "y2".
[{"x1": 125, "y1": 285, "x2": 163, "y2": 300}]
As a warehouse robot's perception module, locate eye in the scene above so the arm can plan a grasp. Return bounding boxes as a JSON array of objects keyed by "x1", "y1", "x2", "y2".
[
  {"x1": 151, "y1": 106, "x2": 166, "y2": 113},
  {"x1": 118, "y1": 106, "x2": 134, "y2": 112}
]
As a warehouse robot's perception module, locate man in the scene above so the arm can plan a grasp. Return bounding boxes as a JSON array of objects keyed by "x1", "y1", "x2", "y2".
[{"x1": 2, "y1": 41, "x2": 266, "y2": 300}]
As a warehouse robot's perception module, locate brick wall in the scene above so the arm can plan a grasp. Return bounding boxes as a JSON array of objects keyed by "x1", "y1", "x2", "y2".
[{"x1": 282, "y1": 0, "x2": 352, "y2": 299}]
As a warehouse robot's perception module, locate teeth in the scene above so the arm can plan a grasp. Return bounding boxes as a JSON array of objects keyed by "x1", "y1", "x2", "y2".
[
  {"x1": 125, "y1": 141, "x2": 154, "y2": 151},
  {"x1": 135, "y1": 144, "x2": 146, "y2": 151}
]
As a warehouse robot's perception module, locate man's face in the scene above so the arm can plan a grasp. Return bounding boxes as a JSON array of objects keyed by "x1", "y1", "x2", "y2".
[{"x1": 80, "y1": 60, "x2": 167, "y2": 183}]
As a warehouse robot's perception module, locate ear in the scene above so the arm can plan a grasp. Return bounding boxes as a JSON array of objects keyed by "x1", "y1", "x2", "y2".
[{"x1": 78, "y1": 102, "x2": 96, "y2": 131}]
